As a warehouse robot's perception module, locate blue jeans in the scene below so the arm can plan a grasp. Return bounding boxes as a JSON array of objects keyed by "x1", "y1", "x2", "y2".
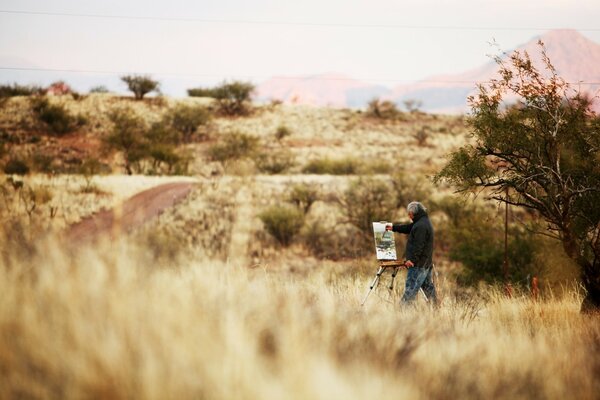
[{"x1": 401, "y1": 265, "x2": 437, "y2": 304}]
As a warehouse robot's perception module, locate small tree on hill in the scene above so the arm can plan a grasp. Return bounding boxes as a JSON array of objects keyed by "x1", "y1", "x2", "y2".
[
  {"x1": 121, "y1": 75, "x2": 159, "y2": 100},
  {"x1": 104, "y1": 108, "x2": 147, "y2": 174},
  {"x1": 434, "y1": 41, "x2": 600, "y2": 312},
  {"x1": 189, "y1": 81, "x2": 255, "y2": 116}
]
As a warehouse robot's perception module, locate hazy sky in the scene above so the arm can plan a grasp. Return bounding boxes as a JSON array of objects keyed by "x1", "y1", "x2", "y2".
[{"x1": 1, "y1": 0, "x2": 599, "y2": 93}]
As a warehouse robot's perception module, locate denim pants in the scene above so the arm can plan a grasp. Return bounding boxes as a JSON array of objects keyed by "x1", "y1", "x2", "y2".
[{"x1": 401, "y1": 265, "x2": 437, "y2": 304}]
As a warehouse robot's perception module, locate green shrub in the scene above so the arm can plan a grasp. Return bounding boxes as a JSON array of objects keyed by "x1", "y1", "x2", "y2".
[
  {"x1": 208, "y1": 132, "x2": 259, "y2": 162},
  {"x1": 390, "y1": 171, "x2": 432, "y2": 210},
  {"x1": 414, "y1": 126, "x2": 430, "y2": 146},
  {"x1": 121, "y1": 75, "x2": 159, "y2": 100},
  {"x1": 0, "y1": 83, "x2": 44, "y2": 98},
  {"x1": 254, "y1": 150, "x2": 296, "y2": 174},
  {"x1": 104, "y1": 108, "x2": 147, "y2": 174},
  {"x1": 189, "y1": 81, "x2": 254, "y2": 116},
  {"x1": 366, "y1": 99, "x2": 402, "y2": 119},
  {"x1": 363, "y1": 159, "x2": 393, "y2": 174},
  {"x1": 31, "y1": 152, "x2": 55, "y2": 173},
  {"x1": 341, "y1": 177, "x2": 396, "y2": 235},
  {"x1": 89, "y1": 85, "x2": 109, "y2": 93},
  {"x1": 162, "y1": 104, "x2": 211, "y2": 143},
  {"x1": 30, "y1": 97, "x2": 83, "y2": 136},
  {"x1": 3, "y1": 158, "x2": 30, "y2": 175},
  {"x1": 275, "y1": 125, "x2": 292, "y2": 141},
  {"x1": 287, "y1": 183, "x2": 319, "y2": 214},
  {"x1": 302, "y1": 157, "x2": 361, "y2": 175},
  {"x1": 259, "y1": 204, "x2": 305, "y2": 247},
  {"x1": 448, "y1": 208, "x2": 541, "y2": 287}
]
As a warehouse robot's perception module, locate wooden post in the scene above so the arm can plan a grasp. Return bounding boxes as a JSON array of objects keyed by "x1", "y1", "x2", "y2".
[{"x1": 504, "y1": 186, "x2": 511, "y2": 297}]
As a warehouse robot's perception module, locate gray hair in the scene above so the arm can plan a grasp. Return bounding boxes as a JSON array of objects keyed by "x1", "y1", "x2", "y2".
[{"x1": 407, "y1": 201, "x2": 426, "y2": 215}]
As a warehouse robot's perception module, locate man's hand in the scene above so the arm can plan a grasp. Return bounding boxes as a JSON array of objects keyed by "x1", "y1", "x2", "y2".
[{"x1": 405, "y1": 260, "x2": 414, "y2": 268}]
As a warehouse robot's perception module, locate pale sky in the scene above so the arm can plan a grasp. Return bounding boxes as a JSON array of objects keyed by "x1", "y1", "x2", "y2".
[{"x1": 1, "y1": 0, "x2": 599, "y2": 94}]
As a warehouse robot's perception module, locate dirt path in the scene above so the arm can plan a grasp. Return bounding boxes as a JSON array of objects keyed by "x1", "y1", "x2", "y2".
[
  {"x1": 65, "y1": 181, "x2": 195, "y2": 244},
  {"x1": 227, "y1": 184, "x2": 254, "y2": 266}
]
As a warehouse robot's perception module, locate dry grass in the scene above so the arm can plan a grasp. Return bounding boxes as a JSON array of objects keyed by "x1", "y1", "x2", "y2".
[{"x1": 0, "y1": 237, "x2": 598, "y2": 400}]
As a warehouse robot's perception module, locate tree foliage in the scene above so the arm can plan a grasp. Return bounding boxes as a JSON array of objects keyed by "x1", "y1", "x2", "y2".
[
  {"x1": 121, "y1": 75, "x2": 160, "y2": 100},
  {"x1": 188, "y1": 81, "x2": 254, "y2": 116},
  {"x1": 435, "y1": 41, "x2": 600, "y2": 311}
]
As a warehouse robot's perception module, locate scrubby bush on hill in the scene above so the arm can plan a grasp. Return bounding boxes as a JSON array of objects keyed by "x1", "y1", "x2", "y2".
[
  {"x1": 161, "y1": 104, "x2": 211, "y2": 143},
  {"x1": 208, "y1": 132, "x2": 259, "y2": 162},
  {"x1": 366, "y1": 98, "x2": 402, "y2": 120},
  {"x1": 254, "y1": 149, "x2": 296, "y2": 174},
  {"x1": 3, "y1": 158, "x2": 29, "y2": 175},
  {"x1": 104, "y1": 108, "x2": 148, "y2": 174},
  {"x1": 287, "y1": 183, "x2": 320, "y2": 214},
  {"x1": 188, "y1": 81, "x2": 254, "y2": 116},
  {"x1": 341, "y1": 177, "x2": 396, "y2": 244},
  {"x1": 121, "y1": 75, "x2": 160, "y2": 100},
  {"x1": 259, "y1": 204, "x2": 305, "y2": 247},
  {"x1": 30, "y1": 97, "x2": 85, "y2": 136},
  {"x1": 302, "y1": 157, "x2": 361, "y2": 175},
  {"x1": 0, "y1": 83, "x2": 44, "y2": 98}
]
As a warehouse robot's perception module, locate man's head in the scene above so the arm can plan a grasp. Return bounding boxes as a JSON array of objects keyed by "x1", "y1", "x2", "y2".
[{"x1": 407, "y1": 201, "x2": 427, "y2": 221}]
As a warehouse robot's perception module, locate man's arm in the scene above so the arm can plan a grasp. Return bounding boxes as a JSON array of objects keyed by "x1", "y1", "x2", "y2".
[{"x1": 392, "y1": 222, "x2": 413, "y2": 234}]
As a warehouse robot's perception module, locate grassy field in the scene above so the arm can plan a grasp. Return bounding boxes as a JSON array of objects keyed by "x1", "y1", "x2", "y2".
[
  {"x1": 0, "y1": 95, "x2": 596, "y2": 399},
  {"x1": 0, "y1": 237, "x2": 598, "y2": 399}
]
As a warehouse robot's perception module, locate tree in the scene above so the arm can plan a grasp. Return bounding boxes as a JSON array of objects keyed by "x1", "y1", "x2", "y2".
[
  {"x1": 189, "y1": 81, "x2": 254, "y2": 116},
  {"x1": 121, "y1": 75, "x2": 159, "y2": 100},
  {"x1": 434, "y1": 41, "x2": 600, "y2": 312},
  {"x1": 104, "y1": 108, "x2": 147, "y2": 174}
]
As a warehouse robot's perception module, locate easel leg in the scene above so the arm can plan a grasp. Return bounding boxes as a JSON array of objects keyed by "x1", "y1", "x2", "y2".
[{"x1": 361, "y1": 266, "x2": 385, "y2": 306}]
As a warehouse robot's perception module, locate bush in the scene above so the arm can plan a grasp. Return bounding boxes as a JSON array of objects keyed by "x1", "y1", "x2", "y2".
[
  {"x1": 162, "y1": 104, "x2": 211, "y2": 143},
  {"x1": 302, "y1": 157, "x2": 361, "y2": 175},
  {"x1": 275, "y1": 125, "x2": 292, "y2": 141},
  {"x1": 208, "y1": 132, "x2": 259, "y2": 162},
  {"x1": 30, "y1": 97, "x2": 83, "y2": 136},
  {"x1": 366, "y1": 99, "x2": 401, "y2": 119},
  {"x1": 446, "y1": 206, "x2": 541, "y2": 287},
  {"x1": 89, "y1": 85, "x2": 109, "y2": 93},
  {"x1": 259, "y1": 205, "x2": 305, "y2": 247},
  {"x1": 104, "y1": 108, "x2": 147, "y2": 174},
  {"x1": 287, "y1": 183, "x2": 320, "y2": 214},
  {"x1": 189, "y1": 81, "x2": 254, "y2": 116},
  {"x1": 341, "y1": 177, "x2": 396, "y2": 236},
  {"x1": 3, "y1": 158, "x2": 29, "y2": 175},
  {"x1": 121, "y1": 75, "x2": 159, "y2": 100},
  {"x1": 414, "y1": 126, "x2": 430, "y2": 146},
  {"x1": 390, "y1": 171, "x2": 432, "y2": 210},
  {"x1": 0, "y1": 83, "x2": 44, "y2": 98},
  {"x1": 254, "y1": 150, "x2": 296, "y2": 174}
]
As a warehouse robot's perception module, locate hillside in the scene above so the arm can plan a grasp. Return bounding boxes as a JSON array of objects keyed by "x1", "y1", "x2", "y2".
[{"x1": 0, "y1": 93, "x2": 468, "y2": 176}]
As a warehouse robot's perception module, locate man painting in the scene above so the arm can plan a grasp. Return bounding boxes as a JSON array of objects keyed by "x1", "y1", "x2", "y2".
[{"x1": 389, "y1": 201, "x2": 437, "y2": 305}]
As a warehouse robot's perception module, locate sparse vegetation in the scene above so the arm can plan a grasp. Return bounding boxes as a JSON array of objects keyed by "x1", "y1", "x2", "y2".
[
  {"x1": 188, "y1": 81, "x2": 255, "y2": 116},
  {"x1": 366, "y1": 98, "x2": 402, "y2": 119},
  {"x1": 208, "y1": 132, "x2": 259, "y2": 162},
  {"x1": 259, "y1": 204, "x2": 305, "y2": 246},
  {"x1": 0, "y1": 83, "x2": 44, "y2": 98},
  {"x1": 30, "y1": 97, "x2": 85, "y2": 136},
  {"x1": 254, "y1": 149, "x2": 296, "y2": 174},
  {"x1": 121, "y1": 75, "x2": 160, "y2": 100},
  {"x1": 302, "y1": 157, "x2": 361, "y2": 175},
  {"x1": 161, "y1": 103, "x2": 211, "y2": 143}
]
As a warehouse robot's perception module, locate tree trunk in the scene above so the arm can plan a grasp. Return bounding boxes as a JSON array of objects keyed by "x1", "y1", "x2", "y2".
[{"x1": 580, "y1": 258, "x2": 600, "y2": 313}]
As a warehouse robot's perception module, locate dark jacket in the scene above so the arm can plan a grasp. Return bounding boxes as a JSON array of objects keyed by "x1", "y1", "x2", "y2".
[{"x1": 392, "y1": 209, "x2": 434, "y2": 268}]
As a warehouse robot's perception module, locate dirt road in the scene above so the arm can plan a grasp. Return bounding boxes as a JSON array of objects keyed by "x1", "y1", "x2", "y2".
[{"x1": 65, "y1": 181, "x2": 195, "y2": 244}]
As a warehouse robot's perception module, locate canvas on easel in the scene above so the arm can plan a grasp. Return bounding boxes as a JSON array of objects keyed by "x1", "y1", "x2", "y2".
[{"x1": 372, "y1": 222, "x2": 397, "y2": 261}]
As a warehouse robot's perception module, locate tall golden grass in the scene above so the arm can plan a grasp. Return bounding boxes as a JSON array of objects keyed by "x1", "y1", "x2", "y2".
[{"x1": 1, "y1": 236, "x2": 598, "y2": 399}]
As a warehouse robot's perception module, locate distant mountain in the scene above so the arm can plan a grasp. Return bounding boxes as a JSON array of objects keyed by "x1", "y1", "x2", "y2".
[
  {"x1": 256, "y1": 30, "x2": 600, "y2": 114},
  {"x1": 388, "y1": 29, "x2": 600, "y2": 113},
  {"x1": 255, "y1": 73, "x2": 390, "y2": 108}
]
